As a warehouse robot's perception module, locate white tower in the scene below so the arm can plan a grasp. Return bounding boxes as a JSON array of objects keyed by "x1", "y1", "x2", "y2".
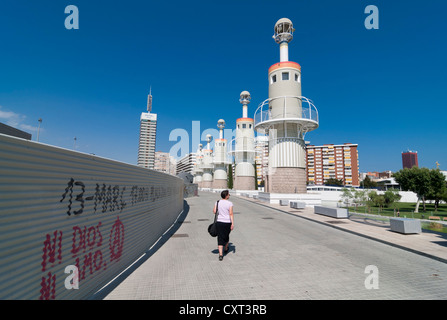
[
  {"x1": 254, "y1": 18, "x2": 319, "y2": 193},
  {"x1": 192, "y1": 143, "x2": 204, "y2": 186},
  {"x1": 233, "y1": 91, "x2": 256, "y2": 190},
  {"x1": 212, "y1": 119, "x2": 228, "y2": 189},
  {"x1": 201, "y1": 134, "x2": 214, "y2": 189}
]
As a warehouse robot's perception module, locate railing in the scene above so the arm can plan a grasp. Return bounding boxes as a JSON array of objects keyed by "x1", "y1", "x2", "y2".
[{"x1": 254, "y1": 96, "x2": 319, "y2": 130}]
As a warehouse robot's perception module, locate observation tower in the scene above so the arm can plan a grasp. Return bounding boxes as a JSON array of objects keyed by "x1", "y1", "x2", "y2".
[
  {"x1": 232, "y1": 91, "x2": 256, "y2": 190},
  {"x1": 201, "y1": 134, "x2": 214, "y2": 189},
  {"x1": 254, "y1": 18, "x2": 319, "y2": 194},
  {"x1": 212, "y1": 119, "x2": 229, "y2": 189}
]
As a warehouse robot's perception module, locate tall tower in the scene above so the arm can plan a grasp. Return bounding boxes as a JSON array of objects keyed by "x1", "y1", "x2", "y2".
[
  {"x1": 254, "y1": 18, "x2": 319, "y2": 193},
  {"x1": 233, "y1": 91, "x2": 256, "y2": 190},
  {"x1": 201, "y1": 134, "x2": 214, "y2": 188},
  {"x1": 193, "y1": 144, "x2": 204, "y2": 186},
  {"x1": 138, "y1": 89, "x2": 157, "y2": 169},
  {"x1": 213, "y1": 119, "x2": 228, "y2": 189},
  {"x1": 402, "y1": 150, "x2": 418, "y2": 169}
]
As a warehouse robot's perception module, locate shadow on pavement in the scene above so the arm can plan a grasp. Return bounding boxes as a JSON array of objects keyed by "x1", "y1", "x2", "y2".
[{"x1": 90, "y1": 200, "x2": 190, "y2": 300}]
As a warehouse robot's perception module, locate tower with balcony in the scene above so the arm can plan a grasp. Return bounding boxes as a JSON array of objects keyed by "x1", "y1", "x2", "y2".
[{"x1": 254, "y1": 18, "x2": 319, "y2": 194}]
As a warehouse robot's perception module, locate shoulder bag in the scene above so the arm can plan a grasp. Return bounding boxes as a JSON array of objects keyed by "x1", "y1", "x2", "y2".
[{"x1": 208, "y1": 200, "x2": 219, "y2": 237}]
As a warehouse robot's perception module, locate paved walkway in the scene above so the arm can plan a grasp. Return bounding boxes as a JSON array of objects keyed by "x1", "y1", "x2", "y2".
[{"x1": 102, "y1": 191, "x2": 447, "y2": 300}]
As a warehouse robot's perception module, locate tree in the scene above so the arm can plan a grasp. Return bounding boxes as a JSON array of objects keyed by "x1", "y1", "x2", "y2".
[
  {"x1": 426, "y1": 169, "x2": 447, "y2": 211},
  {"x1": 393, "y1": 167, "x2": 431, "y2": 213},
  {"x1": 367, "y1": 190, "x2": 384, "y2": 212},
  {"x1": 341, "y1": 188, "x2": 354, "y2": 206},
  {"x1": 361, "y1": 175, "x2": 378, "y2": 188},
  {"x1": 383, "y1": 189, "x2": 401, "y2": 208},
  {"x1": 227, "y1": 164, "x2": 233, "y2": 189},
  {"x1": 340, "y1": 188, "x2": 368, "y2": 210},
  {"x1": 325, "y1": 178, "x2": 343, "y2": 186},
  {"x1": 253, "y1": 163, "x2": 258, "y2": 190}
]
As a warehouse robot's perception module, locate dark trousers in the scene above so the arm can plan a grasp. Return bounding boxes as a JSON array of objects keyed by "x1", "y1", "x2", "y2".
[{"x1": 216, "y1": 222, "x2": 231, "y2": 246}]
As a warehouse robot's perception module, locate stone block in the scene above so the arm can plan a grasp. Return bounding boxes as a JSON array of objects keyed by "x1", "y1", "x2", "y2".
[
  {"x1": 390, "y1": 218, "x2": 421, "y2": 234},
  {"x1": 290, "y1": 201, "x2": 306, "y2": 209},
  {"x1": 314, "y1": 206, "x2": 348, "y2": 219}
]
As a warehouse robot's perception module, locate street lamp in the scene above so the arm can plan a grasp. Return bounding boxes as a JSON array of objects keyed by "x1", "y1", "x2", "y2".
[{"x1": 37, "y1": 118, "x2": 42, "y2": 142}]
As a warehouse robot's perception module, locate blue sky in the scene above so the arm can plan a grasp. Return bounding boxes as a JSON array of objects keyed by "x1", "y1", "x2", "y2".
[{"x1": 1, "y1": 0, "x2": 446, "y2": 173}]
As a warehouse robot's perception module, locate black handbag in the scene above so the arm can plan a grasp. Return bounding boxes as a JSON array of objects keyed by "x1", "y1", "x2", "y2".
[{"x1": 208, "y1": 200, "x2": 219, "y2": 237}]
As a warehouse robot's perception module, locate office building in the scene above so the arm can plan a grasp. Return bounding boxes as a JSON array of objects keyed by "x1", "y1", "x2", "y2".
[
  {"x1": 402, "y1": 150, "x2": 418, "y2": 169},
  {"x1": 306, "y1": 143, "x2": 360, "y2": 187},
  {"x1": 138, "y1": 89, "x2": 157, "y2": 169}
]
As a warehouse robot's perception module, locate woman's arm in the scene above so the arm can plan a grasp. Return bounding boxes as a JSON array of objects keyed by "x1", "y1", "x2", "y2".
[
  {"x1": 213, "y1": 202, "x2": 217, "y2": 214},
  {"x1": 229, "y1": 206, "x2": 234, "y2": 230}
]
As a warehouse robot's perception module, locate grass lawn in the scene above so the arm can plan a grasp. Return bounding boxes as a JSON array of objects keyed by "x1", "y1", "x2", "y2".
[
  {"x1": 347, "y1": 202, "x2": 447, "y2": 219},
  {"x1": 346, "y1": 202, "x2": 447, "y2": 233}
]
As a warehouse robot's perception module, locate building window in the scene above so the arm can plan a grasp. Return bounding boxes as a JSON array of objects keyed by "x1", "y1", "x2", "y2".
[
  {"x1": 242, "y1": 124, "x2": 246, "y2": 129},
  {"x1": 271, "y1": 74, "x2": 277, "y2": 84},
  {"x1": 282, "y1": 72, "x2": 289, "y2": 81}
]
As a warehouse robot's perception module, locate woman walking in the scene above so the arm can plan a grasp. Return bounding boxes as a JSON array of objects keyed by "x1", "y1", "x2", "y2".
[{"x1": 213, "y1": 190, "x2": 234, "y2": 261}]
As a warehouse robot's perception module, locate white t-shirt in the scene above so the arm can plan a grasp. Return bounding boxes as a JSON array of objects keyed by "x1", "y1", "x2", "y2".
[{"x1": 215, "y1": 199, "x2": 233, "y2": 223}]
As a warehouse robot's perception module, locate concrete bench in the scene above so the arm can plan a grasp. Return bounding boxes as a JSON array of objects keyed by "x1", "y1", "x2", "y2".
[
  {"x1": 314, "y1": 206, "x2": 348, "y2": 219},
  {"x1": 280, "y1": 199, "x2": 289, "y2": 206},
  {"x1": 429, "y1": 216, "x2": 440, "y2": 220},
  {"x1": 290, "y1": 201, "x2": 306, "y2": 209},
  {"x1": 390, "y1": 218, "x2": 421, "y2": 234}
]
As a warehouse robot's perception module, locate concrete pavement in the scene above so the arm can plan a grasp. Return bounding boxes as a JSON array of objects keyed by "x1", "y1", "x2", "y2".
[{"x1": 101, "y1": 191, "x2": 447, "y2": 300}]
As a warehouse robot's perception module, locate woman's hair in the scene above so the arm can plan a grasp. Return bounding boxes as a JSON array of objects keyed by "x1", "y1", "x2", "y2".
[{"x1": 221, "y1": 189, "x2": 229, "y2": 199}]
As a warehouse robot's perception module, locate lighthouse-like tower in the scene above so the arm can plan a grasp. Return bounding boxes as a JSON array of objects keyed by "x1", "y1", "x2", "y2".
[
  {"x1": 201, "y1": 134, "x2": 214, "y2": 189},
  {"x1": 212, "y1": 119, "x2": 228, "y2": 189},
  {"x1": 233, "y1": 91, "x2": 256, "y2": 190},
  {"x1": 193, "y1": 143, "x2": 204, "y2": 187},
  {"x1": 254, "y1": 18, "x2": 319, "y2": 194}
]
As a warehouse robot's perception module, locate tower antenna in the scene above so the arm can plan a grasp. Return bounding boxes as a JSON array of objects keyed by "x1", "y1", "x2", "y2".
[{"x1": 147, "y1": 86, "x2": 153, "y2": 112}]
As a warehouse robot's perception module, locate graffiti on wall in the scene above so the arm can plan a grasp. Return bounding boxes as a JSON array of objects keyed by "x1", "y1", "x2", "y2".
[{"x1": 39, "y1": 177, "x2": 181, "y2": 300}]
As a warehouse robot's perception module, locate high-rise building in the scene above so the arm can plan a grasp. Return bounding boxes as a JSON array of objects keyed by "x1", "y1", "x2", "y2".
[
  {"x1": 176, "y1": 153, "x2": 197, "y2": 175},
  {"x1": 154, "y1": 151, "x2": 176, "y2": 175},
  {"x1": 306, "y1": 143, "x2": 360, "y2": 187},
  {"x1": 402, "y1": 150, "x2": 418, "y2": 169},
  {"x1": 138, "y1": 89, "x2": 157, "y2": 169},
  {"x1": 254, "y1": 135, "x2": 269, "y2": 186}
]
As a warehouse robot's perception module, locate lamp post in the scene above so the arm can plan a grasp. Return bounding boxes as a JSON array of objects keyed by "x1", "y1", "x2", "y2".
[{"x1": 37, "y1": 118, "x2": 42, "y2": 142}]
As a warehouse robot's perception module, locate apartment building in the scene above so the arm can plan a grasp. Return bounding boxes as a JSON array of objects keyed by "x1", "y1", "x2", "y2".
[
  {"x1": 306, "y1": 143, "x2": 359, "y2": 187},
  {"x1": 154, "y1": 151, "x2": 176, "y2": 175}
]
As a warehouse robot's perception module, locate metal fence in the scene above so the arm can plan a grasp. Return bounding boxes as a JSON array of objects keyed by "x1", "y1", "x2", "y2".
[{"x1": 0, "y1": 134, "x2": 184, "y2": 299}]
